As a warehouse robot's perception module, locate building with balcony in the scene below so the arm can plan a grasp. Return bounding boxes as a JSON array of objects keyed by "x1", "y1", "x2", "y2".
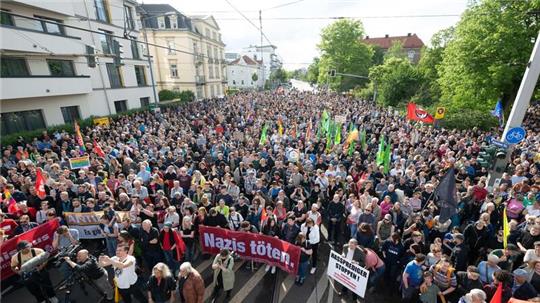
[
  {"x1": 226, "y1": 55, "x2": 262, "y2": 90},
  {"x1": 0, "y1": 0, "x2": 155, "y2": 135},
  {"x1": 241, "y1": 45, "x2": 282, "y2": 83},
  {"x1": 138, "y1": 4, "x2": 226, "y2": 100}
]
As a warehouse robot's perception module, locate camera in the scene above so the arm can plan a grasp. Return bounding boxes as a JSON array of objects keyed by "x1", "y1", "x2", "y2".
[{"x1": 53, "y1": 244, "x2": 82, "y2": 267}]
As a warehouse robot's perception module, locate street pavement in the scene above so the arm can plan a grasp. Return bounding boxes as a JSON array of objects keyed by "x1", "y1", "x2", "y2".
[
  {"x1": 290, "y1": 79, "x2": 315, "y2": 92},
  {"x1": 2, "y1": 227, "x2": 401, "y2": 303}
]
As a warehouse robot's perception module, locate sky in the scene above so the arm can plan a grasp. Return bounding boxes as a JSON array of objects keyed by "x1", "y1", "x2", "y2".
[{"x1": 141, "y1": 0, "x2": 470, "y2": 70}]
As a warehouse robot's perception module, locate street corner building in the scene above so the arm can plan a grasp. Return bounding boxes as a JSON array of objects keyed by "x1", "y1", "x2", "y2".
[{"x1": 0, "y1": 0, "x2": 156, "y2": 135}]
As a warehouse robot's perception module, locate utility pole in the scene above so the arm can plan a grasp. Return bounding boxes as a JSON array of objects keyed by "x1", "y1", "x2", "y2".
[
  {"x1": 487, "y1": 31, "x2": 540, "y2": 188},
  {"x1": 259, "y1": 10, "x2": 265, "y2": 90},
  {"x1": 141, "y1": 15, "x2": 160, "y2": 107}
]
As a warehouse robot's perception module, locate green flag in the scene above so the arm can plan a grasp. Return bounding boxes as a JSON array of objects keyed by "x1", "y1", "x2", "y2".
[
  {"x1": 347, "y1": 140, "x2": 356, "y2": 156},
  {"x1": 334, "y1": 123, "x2": 342, "y2": 145},
  {"x1": 383, "y1": 139, "x2": 392, "y2": 173},
  {"x1": 360, "y1": 129, "x2": 367, "y2": 151},
  {"x1": 259, "y1": 123, "x2": 269, "y2": 145},
  {"x1": 376, "y1": 135, "x2": 386, "y2": 166},
  {"x1": 322, "y1": 110, "x2": 330, "y2": 134}
]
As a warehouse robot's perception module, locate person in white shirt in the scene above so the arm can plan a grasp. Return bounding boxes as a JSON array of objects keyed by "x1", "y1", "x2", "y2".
[
  {"x1": 306, "y1": 204, "x2": 322, "y2": 226},
  {"x1": 99, "y1": 245, "x2": 146, "y2": 303},
  {"x1": 36, "y1": 200, "x2": 50, "y2": 224},
  {"x1": 300, "y1": 218, "x2": 320, "y2": 274},
  {"x1": 163, "y1": 206, "x2": 180, "y2": 228}
]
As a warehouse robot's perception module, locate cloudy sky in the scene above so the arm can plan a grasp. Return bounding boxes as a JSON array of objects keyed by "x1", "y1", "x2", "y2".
[{"x1": 141, "y1": 0, "x2": 470, "y2": 69}]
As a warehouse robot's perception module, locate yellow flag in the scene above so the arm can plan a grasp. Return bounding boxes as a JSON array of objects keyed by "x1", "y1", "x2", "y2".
[
  {"x1": 114, "y1": 280, "x2": 121, "y2": 303},
  {"x1": 503, "y1": 207, "x2": 510, "y2": 248}
]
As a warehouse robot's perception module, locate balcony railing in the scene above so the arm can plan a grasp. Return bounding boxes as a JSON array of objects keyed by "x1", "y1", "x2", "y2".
[{"x1": 0, "y1": 76, "x2": 92, "y2": 100}]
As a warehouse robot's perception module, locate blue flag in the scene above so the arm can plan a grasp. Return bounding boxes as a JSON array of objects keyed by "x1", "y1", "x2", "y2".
[{"x1": 491, "y1": 100, "x2": 504, "y2": 127}]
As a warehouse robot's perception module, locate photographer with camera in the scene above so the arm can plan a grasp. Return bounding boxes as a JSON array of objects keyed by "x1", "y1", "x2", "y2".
[
  {"x1": 63, "y1": 249, "x2": 114, "y2": 302},
  {"x1": 52, "y1": 225, "x2": 79, "y2": 281},
  {"x1": 11, "y1": 240, "x2": 59, "y2": 303}
]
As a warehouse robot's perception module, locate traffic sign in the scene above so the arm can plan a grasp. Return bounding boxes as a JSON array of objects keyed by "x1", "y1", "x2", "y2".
[
  {"x1": 490, "y1": 138, "x2": 509, "y2": 149},
  {"x1": 434, "y1": 107, "x2": 446, "y2": 119},
  {"x1": 505, "y1": 127, "x2": 526, "y2": 144}
]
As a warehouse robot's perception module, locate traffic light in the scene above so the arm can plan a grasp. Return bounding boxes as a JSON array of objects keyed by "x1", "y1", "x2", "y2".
[
  {"x1": 328, "y1": 69, "x2": 336, "y2": 77},
  {"x1": 477, "y1": 146, "x2": 496, "y2": 168},
  {"x1": 493, "y1": 148, "x2": 507, "y2": 173},
  {"x1": 86, "y1": 45, "x2": 96, "y2": 68}
]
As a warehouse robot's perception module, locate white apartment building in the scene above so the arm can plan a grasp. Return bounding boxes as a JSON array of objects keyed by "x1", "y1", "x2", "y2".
[
  {"x1": 0, "y1": 0, "x2": 155, "y2": 136},
  {"x1": 242, "y1": 44, "x2": 282, "y2": 82},
  {"x1": 139, "y1": 4, "x2": 226, "y2": 100},
  {"x1": 226, "y1": 55, "x2": 262, "y2": 90}
]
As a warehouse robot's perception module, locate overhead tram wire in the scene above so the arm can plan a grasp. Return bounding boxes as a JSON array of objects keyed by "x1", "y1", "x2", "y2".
[{"x1": 223, "y1": 0, "x2": 274, "y2": 46}]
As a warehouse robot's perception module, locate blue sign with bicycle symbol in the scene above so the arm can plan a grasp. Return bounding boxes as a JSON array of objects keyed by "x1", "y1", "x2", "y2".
[{"x1": 505, "y1": 127, "x2": 526, "y2": 144}]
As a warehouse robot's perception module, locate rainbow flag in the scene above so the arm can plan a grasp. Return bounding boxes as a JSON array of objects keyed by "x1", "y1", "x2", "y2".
[
  {"x1": 69, "y1": 155, "x2": 91, "y2": 170},
  {"x1": 74, "y1": 121, "x2": 86, "y2": 154},
  {"x1": 4, "y1": 190, "x2": 19, "y2": 214}
]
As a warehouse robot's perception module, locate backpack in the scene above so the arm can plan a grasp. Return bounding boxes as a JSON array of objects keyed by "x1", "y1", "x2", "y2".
[{"x1": 507, "y1": 198, "x2": 524, "y2": 219}]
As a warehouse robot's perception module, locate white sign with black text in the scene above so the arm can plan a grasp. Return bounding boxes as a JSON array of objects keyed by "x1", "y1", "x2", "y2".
[{"x1": 327, "y1": 250, "x2": 370, "y2": 298}]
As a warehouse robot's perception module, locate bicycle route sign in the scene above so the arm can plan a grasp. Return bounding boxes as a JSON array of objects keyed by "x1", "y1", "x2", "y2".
[{"x1": 505, "y1": 127, "x2": 526, "y2": 144}]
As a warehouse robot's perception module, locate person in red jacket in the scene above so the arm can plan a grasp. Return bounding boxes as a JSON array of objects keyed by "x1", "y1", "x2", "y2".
[{"x1": 0, "y1": 211, "x2": 18, "y2": 238}]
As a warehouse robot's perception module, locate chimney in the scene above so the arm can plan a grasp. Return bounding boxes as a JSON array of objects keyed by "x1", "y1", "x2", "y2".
[
  {"x1": 384, "y1": 34, "x2": 389, "y2": 38},
  {"x1": 407, "y1": 33, "x2": 412, "y2": 37}
]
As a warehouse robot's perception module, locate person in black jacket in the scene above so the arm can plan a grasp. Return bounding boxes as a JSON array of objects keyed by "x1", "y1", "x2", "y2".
[
  {"x1": 204, "y1": 208, "x2": 228, "y2": 228},
  {"x1": 281, "y1": 216, "x2": 300, "y2": 244},
  {"x1": 327, "y1": 194, "x2": 345, "y2": 245},
  {"x1": 63, "y1": 249, "x2": 114, "y2": 301},
  {"x1": 451, "y1": 233, "x2": 469, "y2": 271},
  {"x1": 381, "y1": 233, "x2": 404, "y2": 291},
  {"x1": 456, "y1": 266, "x2": 483, "y2": 297},
  {"x1": 512, "y1": 268, "x2": 538, "y2": 300}
]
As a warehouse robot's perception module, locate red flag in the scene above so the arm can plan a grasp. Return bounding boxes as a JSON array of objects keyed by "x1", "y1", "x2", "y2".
[
  {"x1": 93, "y1": 139, "x2": 105, "y2": 158},
  {"x1": 490, "y1": 283, "x2": 502, "y2": 303},
  {"x1": 5, "y1": 190, "x2": 19, "y2": 214},
  {"x1": 35, "y1": 168, "x2": 47, "y2": 199},
  {"x1": 173, "y1": 230, "x2": 186, "y2": 261},
  {"x1": 407, "y1": 103, "x2": 434, "y2": 124}
]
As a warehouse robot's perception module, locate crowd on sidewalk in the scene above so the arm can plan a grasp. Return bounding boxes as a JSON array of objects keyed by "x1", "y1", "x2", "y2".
[{"x1": 1, "y1": 91, "x2": 540, "y2": 303}]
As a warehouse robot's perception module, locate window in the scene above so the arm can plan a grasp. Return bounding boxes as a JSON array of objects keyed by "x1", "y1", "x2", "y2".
[
  {"x1": 173, "y1": 86, "x2": 180, "y2": 91},
  {"x1": 130, "y1": 38, "x2": 140, "y2": 59},
  {"x1": 134, "y1": 66, "x2": 146, "y2": 86},
  {"x1": 208, "y1": 64, "x2": 213, "y2": 79},
  {"x1": 169, "y1": 15, "x2": 177, "y2": 29},
  {"x1": 61, "y1": 106, "x2": 80, "y2": 123},
  {"x1": 241, "y1": 80, "x2": 244, "y2": 85},
  {"x1": 35, "y1": 16, "x2": 64, "y2": 35},
  {"x1": 157, "y1": 17, "x2": 165, "y2": 29},
  {"x1": 1, "y1": 10, "x2": 14, "y2": 26},
  {"x1": 232, "y1": 80, "x2": 236, "y2": 85},
  {"x1": 47, "y1": 60, "x2": 75, "y2": 76},
  {"x1": 1, "y1": 57, "x2": 29, "y2": 77},
  {"x1": 215, "y1": 65, "x2": 219, "y2": 78},
  {"x1": 205, "y1": 28, "x2": 210, "y2": 38},
  {"x1": 167, "y1": 39, "x2": 175, "y2": 55},
  {"x1": 408, "y1": 50, "x2": 415, "y2": 61},
  {"x1": 99, "y1": 30, "x2": 113, "y2": 54},
  {"x1": 213, "y1": 31, "x2": 217, "y2": 40},
  {"x1": 1, "y1": 110, "x2": 46, "y2": 135},
  {"x1": 140, "y1": 97, "x2": 150, "y2": 108},
  {"x1": 94, "y1": 0, "x2": 109, "y2": 22},
  {"x1": 207, "y1": 45, "x2": 212, "y2": 58},
  {"x1": 106, "y1": 63, "x2": 123, "y2": 88},
  {"x1": 114, "y1": 100, "x2": 127, "y2": 113},
  {"x1": 211, "y1": 85, "x2": 215, "y2": 97},
  {"x1": 169, "y1": 61, "x2": 178, "y2": 78},
  {"x1": 124, "y1": 5, "x2": 135, "y2": 30}
]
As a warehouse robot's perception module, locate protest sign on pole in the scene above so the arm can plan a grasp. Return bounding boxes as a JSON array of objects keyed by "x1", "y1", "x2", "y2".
[
  {"x1": 199, "y1": 225, "x2": 301, "y2": 274},
  {"x1": 0, "y1": 218, "x2": 60, "y2": 280},
  {"x1": 327, "y1": 250, "x2": 370, "y2": 298}
]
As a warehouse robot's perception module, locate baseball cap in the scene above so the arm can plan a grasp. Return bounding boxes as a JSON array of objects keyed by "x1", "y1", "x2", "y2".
[
  {"x1": 513, "y1": 268, "x2": 528, "y2": 277},
  {"x1": 17, "y1": 240, "x2": 31, "y2": 251}
]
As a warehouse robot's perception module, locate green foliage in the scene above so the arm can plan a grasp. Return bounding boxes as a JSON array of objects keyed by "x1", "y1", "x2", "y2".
[
  {"x1": 251, "y1": 72, "x2": 259, "y2": 83},
  {"x1": 384, "y1": 41, "x2": 406, "y2": 61},
  {"x1": 437, "y1": 0, "x2": 540, "y2": 112},
  {"x1": 288, "y1": 69, "x2": 307, "y2": 81},
  {"x1": 158, "y1": 89, "x2": 195, "y2": 102},
  {"x1": 369, "y1": 57, "x2": 422, "y2": 106},
  {"x1": 317, "y1": 19, "x2": 373, "y2": 91},
  {"x1": 439, "y1": 109, "x2": 498, "y2": 130},
  {"x1": 353, "y1": 84, "x2": 374, "y2": 100},
  {"x1": 371, "y1": 45, "x2": 385, "y2": 66},
  {"x1": 306, "y1": 57, "x2": 320, "y2": 84},
  {"x1": 158, "y1": 89, "x2": 177, "y2": 101},
  {"x1": 269, "y1": 68, "x2": 289, "y2": 84}
]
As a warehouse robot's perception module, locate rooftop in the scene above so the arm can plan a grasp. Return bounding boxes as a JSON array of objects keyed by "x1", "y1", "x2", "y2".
[{"x1": 363, "y1": 33, "x2": 424, "y2": 49}]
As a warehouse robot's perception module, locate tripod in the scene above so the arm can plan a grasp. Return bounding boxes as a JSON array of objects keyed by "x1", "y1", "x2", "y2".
[{"x1": 56, "y1": 270, "x2": 106, "y2": 303}]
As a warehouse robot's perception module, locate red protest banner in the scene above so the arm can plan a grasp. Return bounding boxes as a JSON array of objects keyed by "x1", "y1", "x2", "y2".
[
  {"x1": 199, "y1": 225, "x2": 301, "y2": 274},
  {"x1": 1, "y1": 218, "x2": 60, "y2": 280}
]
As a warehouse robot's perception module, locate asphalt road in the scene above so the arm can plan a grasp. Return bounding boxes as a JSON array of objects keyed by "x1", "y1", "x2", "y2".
[{"x1": 2, "y1": 227, "x2": 401, "y2": 303}]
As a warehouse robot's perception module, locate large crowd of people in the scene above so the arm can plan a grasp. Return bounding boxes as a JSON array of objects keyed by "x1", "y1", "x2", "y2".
[{"x1": 1, "y1": 90, "x2": 540, "y2": 303}]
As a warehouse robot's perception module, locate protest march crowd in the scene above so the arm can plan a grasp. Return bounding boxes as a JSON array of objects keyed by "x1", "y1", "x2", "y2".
[{"x1": 1, "y1": 90, "x2": 540, "y2": 303}]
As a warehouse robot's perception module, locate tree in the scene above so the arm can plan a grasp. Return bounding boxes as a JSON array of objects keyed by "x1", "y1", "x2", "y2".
[
  {"x1": 252, "y1": 72, "x2": 259, "y2": 83},
  {"x1": 384, "y1": 41, "x2": 407, "y2": 61},
  {"x1": 437, "y1": 0, "x2": 540, "y2": 112},
  {"x1": 317, "y1": 19, "x2": 373, "y2": 91},
  {"x1": 306, "y1": 57, "x2": 320, "y2": 84},
  {"x1": 369, "y1": 57, "x2": 422, "y2": 106},
  {"x1": 179, "y1": 90, "x2": 195, "y2": 102},
  {"x1": 412, "y1": 27, "x2": 454, "y2": 106},
  {"x1": 269, "y1": 68, "x2": 289, "y2": 84},
  {"x1": 288, "y1": 68, "x2": 308, "y2": 81}
]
